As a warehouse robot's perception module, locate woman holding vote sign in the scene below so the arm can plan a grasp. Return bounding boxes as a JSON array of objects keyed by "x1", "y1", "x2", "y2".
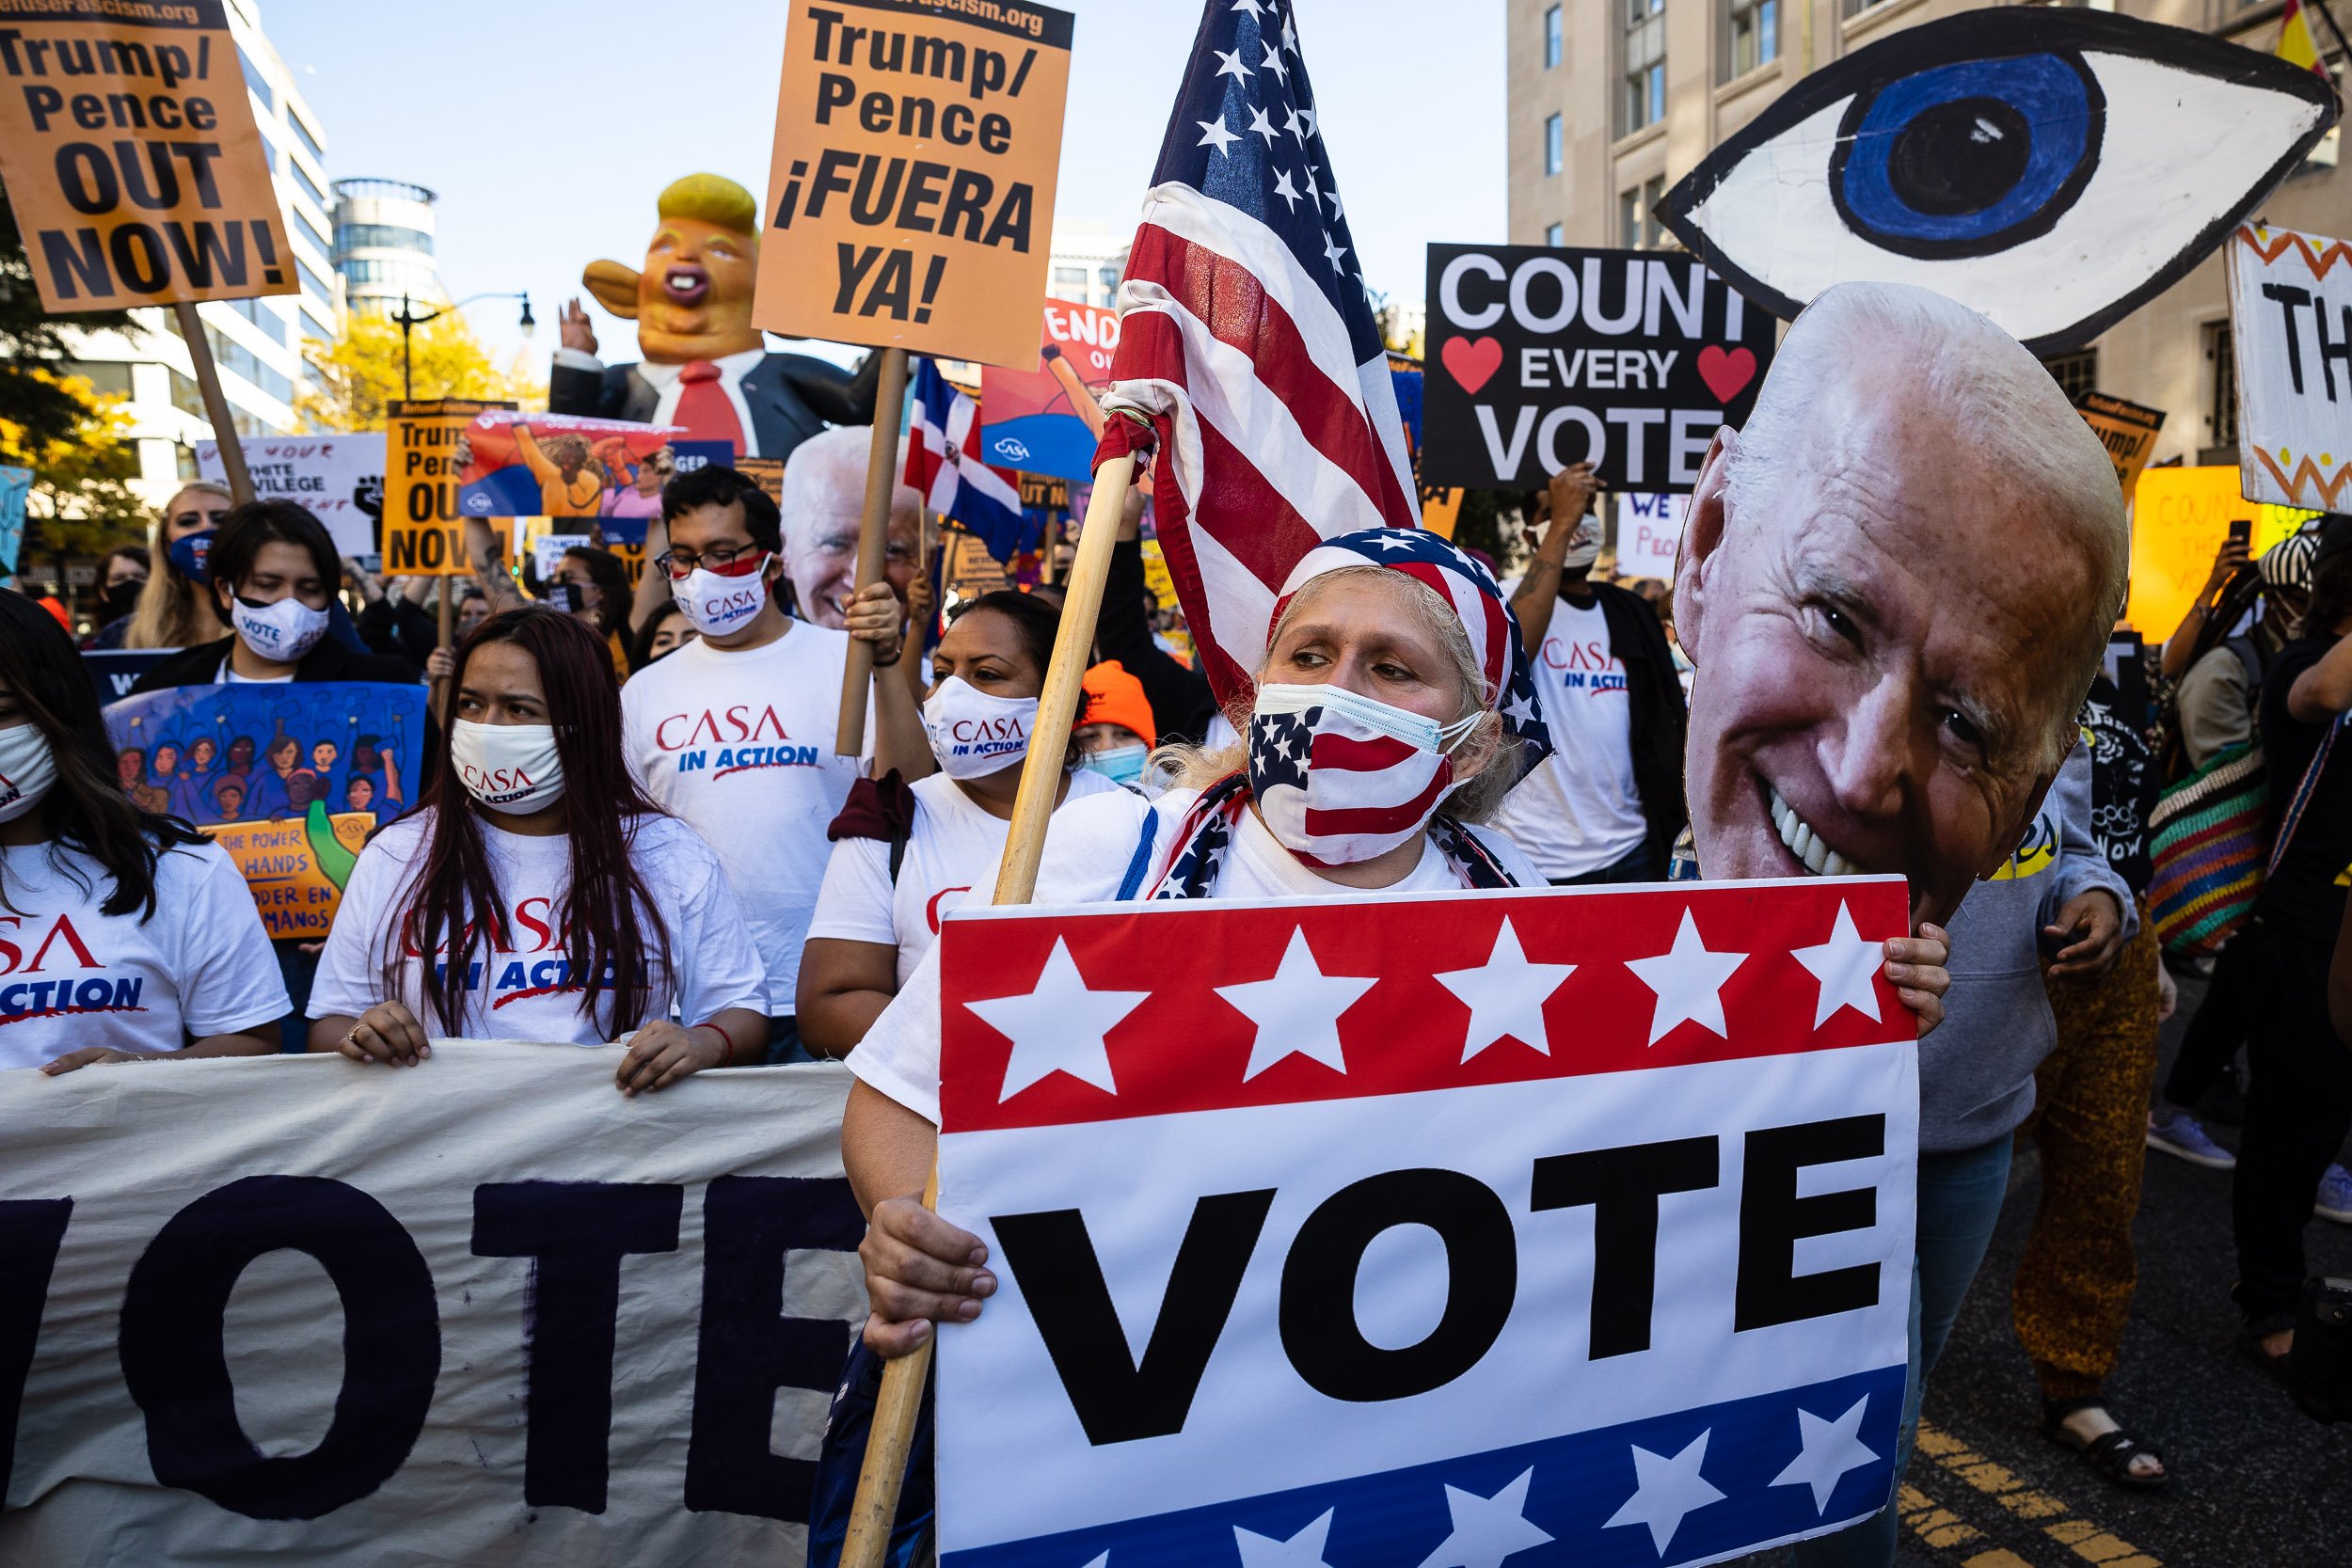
[{"x1": 308, "y1": 610, "x2": 771, "y2": 1095}]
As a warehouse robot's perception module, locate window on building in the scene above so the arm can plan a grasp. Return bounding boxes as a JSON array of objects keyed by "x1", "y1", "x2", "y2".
[
  {"x1": 56, "y1": 359, "x2": 135, "y2": 399},
  {"x1": 288, "y1": 160, "x2": 326, "y2": 208},
  {"x1": 1622, "y1": 179, "x2": 1668, "y2": 248},
  {"x1": 1620, "y1": 188, "x2": 1641, "y2": 247},
  {"x1": 176, "y1": 442, "x2": 199, "y2": 482},
  {"x1": 1049, "y1": 265, "x2": 1089, "y2": 301},
  {"x1": 2040, "y1": 349, "x2": 2098, "y2": 404},
  {"x1": 168, "y1": 367, "x2": 207, "y2": 420},
  {"x1": 289, "y1": 110, "x2": 325, "y2": 164},
  {"x1": 1098, "y1": 264, "x2": 1122, "y2": 305},
  {"x1": 1727, "y1": 0, "x2": 1777, "y2": 78},
  {"x1": 296, "y1": 257, "x2": 336, "y2": 305},
  {"x1": 236, "y1": 44, "x2": 274, "y2": 111},
  {"x1": 1543, "y1": 5, "x2": 1564, "y2": 69},
  {"x1": 1645, "y1": 176, "x2": 1665, "y2": 246},
  {"x1": 333, "y1": 223, "x2": 435, "y2": 258},
  {"x1": 1623, "y1": 0, "x2": 1666, "y2": 135},
  {"x1": 302, "y1": 305, "x2": 337, "y2": 344},
  {"x1": 2206, "y1": 322, "x2": 2238, "y2": 452},
  {"x1": 1544, "y1": 113, "x2": 1564, "y2": 176},
  {"x1": 294, "y1": 209, "x2": 331, "y2": 260},
  {"x1": 1545, "y1": 222, "x2": 1565, "y2": 248}
]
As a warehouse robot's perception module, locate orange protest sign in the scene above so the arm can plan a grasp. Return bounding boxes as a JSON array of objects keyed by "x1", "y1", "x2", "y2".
[
  {"x1": 0, "y1": 2, "x2": 295, "y2": 311},
  {"x1": 384, "y1": 400, "x2": 516, "y2": 578},
  {"x1": 755, "y1": 0, "x2": 1073, "y2": 368},
  {"x1": 2123, "y1": 465, "x2": 2314, "y2": 636},
  {"x1": 2073, "y1": 392, "x2": 2165, "y2": 505}
]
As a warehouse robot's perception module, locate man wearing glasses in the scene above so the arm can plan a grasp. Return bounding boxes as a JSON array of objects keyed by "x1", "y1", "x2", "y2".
[{"x1": 620, "y1": 463, "x2": 933, "y2": 1063}]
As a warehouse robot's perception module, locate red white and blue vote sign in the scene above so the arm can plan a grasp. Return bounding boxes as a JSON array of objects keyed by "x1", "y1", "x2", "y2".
[{"x1": 934, "y1": 878, "x2": 1918, "y2": 1567}]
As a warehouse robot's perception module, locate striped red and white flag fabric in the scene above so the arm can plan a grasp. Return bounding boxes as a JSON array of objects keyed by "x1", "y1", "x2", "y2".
[{"x1": 1095, "y1": 0, "x2": 1420, "y2": 705}]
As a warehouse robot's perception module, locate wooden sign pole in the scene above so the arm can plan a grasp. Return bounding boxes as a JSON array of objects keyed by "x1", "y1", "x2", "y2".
[
  {"x1": 838, "y1": 445, "x2": 1140, "y2": 1568},
  {"x1": 176, "y1": 303, "x2": 254, "y2": 506},
  {"x1": 835, "y1": 347, "x2": 913, "y2": 756}
]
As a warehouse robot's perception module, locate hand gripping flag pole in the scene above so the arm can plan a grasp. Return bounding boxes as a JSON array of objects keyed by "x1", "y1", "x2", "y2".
[{"x1": 838, "y1": 433, "x2": 1143, "y2": 1566}]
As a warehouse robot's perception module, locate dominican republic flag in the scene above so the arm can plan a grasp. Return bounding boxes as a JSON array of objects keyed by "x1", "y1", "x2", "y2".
[
  {"x1": 907, "y1": 356, "x2": 1033, "y2": 562},
  {"x1": 933, "y1": 877, "x2": 1921, "y2": 1566},
  {"x1": 1096, "y1": 0, "x2": 1420, "y2": 705}
]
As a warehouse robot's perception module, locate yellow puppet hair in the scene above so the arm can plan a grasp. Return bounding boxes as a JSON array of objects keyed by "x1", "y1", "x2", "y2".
[{"x1": 657, "y1": 174, "x2": 757, "y2": 236}]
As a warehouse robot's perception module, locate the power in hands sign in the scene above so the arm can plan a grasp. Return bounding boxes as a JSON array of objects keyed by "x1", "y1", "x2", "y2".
[
  {"x1": 0, "y1": 2, "x2": 295, "y2": 311},
  {"x1": 1422, "y1": 245, "x2": 1774, "y2": 494},
  {"x1": 934, "y1": 879, "x2": 1919, "y2": 1565}
]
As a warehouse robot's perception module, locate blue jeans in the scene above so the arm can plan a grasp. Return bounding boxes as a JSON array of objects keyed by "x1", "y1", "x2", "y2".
[{"x1": 1788, "y1": 1136, "x2": 2015, "y2": 1568}]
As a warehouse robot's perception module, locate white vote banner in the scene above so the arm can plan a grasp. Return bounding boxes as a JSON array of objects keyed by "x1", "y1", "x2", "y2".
[
  {"x1": 2227, "y1": 222, "x2": 2352, "y2": 512},
  {"x1": 0, "y1": 1045, "x2": 864, "y2": 1565},
  {"x1": 198, "y1": 435, "x2": 387, "y2": 559},
  {"x1": 1616, "y1": 492, "x2": 1690, "y2": 584}
]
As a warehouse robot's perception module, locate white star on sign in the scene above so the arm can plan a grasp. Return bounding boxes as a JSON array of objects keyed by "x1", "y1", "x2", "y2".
[
  {"x1": 1197, "y1": 116, "x2": 1242, "y2": 157},
  {"x1": 1216, "y1": 927, "x2": 1375, "y2": 1081},
  {"x1": 1213, "y1": 44, "x2": 1253, "y2": 84},
  {"x1": 1260, "y1": 42, "x2": 1289, "y2": 83},
  {"x1": 1791, "y1": 902, "x2": 1883, "y2": 1028},
  {"x1": 965, "y1": 937, "x2": 1151, "y2": 1101},
  {"x1": 1414, "y1": 1467, "x2": 1553, "y2": 1568},
  {"x1": 1436, "y1": 919, "x2": 1576, "y2": 1062},
  {"x1": 1270, "y1": 167, "x2": 1302, "y2": 212},
  {"x1": 1604, "y1": 1431, "x2": 1726, "y2": 1554},
  {"x1": 1321, "y1": 233, "x2": 1348, "y2": 275},
  {"x1": 1234, "y1": 1509, "x2": 1335, "y2": 1568},
  {"x1": 1624, "y1": 911, "x2": 1749, "y2": 1046},
  {"x1": 1770, "y1": 1397, "x2": 1880, "y2": 1514},
  {"x1": 1248, "y1": 105, "x2": 1279, "y2": 146}
]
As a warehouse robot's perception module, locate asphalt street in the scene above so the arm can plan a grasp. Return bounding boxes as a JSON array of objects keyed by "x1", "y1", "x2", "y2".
[{"x1": 1733, "y1": 970, "x2": 2352, "y2": 1568}]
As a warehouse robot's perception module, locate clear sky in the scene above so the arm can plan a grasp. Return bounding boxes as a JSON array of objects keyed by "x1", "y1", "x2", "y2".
[{"x1": 263, "y1": 0, "x2": 1506, "y2": 372}]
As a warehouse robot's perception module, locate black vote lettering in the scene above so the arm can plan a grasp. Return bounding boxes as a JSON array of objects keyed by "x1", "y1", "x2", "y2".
[
  {"x1": 471, "y1": 1181, "x2": 683, "y2": 1513},
  {"x1": 0, "y1": 1198, "x2": 72, "y2": 1505},
  {"x1": 1531, "y1": 1136, "x2": 1720, "y2": 1358},
  {"x1": 118, "y1": 1176, "x2": 439, "y2": 1520},
  {"x1": 1279, "y1": 1169, "x2": 1516, "y2": 1402},
  {"x1": 993, "y1": 1190, "x2": 1275, "y2": 1447},
  {"x1": 684, "y1": 1176, "x2": 864, "y2": 1521},
  {"x1": 1736, "y1": 1116, "x2": 1886, "y2": 1331}
]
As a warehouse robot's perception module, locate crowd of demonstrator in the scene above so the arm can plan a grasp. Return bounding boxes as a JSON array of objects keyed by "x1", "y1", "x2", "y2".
[{"x1": 13, "y1": 301, "x2": 2352, "y2": 1568}]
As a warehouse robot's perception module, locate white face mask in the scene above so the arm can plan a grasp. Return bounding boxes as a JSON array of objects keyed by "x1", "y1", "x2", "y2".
[
  {"x1": 1560, "y1": 515, "x2": 1601, "y2": 571},
  {"x1": 230, "y1": 594, "x2": 330, "y2": 664},
  {"x1": 1247, "y1": 682, "x2": 1481, "y2": 866},
  {"x1": 0, "y1": 723, "x2": 56, "y2": 824},
  {"x1": 921, "y1": 675, "x2": 1039, "y2": 780},
  {"x1": 449, "y1": 721, "x2": 565, "y2": 815},
  {"x1": 670, "y1": 555, "x2": 772, "y2": 638}
]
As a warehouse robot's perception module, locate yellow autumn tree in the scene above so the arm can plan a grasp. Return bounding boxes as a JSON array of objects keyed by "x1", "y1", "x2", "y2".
[
  {"x1": 0, "y1": 369, "x2": 145, "y2": 563},
  {"x1": 299, "y1": 311, "x2": 543, "y2": 433}
]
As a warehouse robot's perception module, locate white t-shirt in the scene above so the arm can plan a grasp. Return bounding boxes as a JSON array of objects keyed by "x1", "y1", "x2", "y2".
[
  {"x1": 309, "y1": 809, "x2": 770, "y2": 1045},
  {"x1": 806, "y1": 768, "x2": 1126, "y2": 987},
  {"x1": 1491, "y1": 590, "x2": 1647, "y2": 879},
  {"x1": 0, "y1": 837, "x2": 286, "y2": 1070},
  {"x1": 847, "y1": 785, "x2": 1541, "y2": 1122},
  {"x1": 618, "y1": 625, "x2": 875, "y2": 1012}
]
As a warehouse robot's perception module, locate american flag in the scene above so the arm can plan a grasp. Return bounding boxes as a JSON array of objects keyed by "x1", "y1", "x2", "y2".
[
  {"x1": 906, "y1": 356, "x2": 1033, "y2": 562},
  {"x1": 1100, "y1": 0, "x2": 1420, "y2": 704}
]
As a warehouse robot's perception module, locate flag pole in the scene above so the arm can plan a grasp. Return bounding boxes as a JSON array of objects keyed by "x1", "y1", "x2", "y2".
[
  {"x1": 838, "y1": 442, "x2": 1141, "y2": 1568},
  {"x1": 176, "y1": 302, "x2": 254, "y2": 505},
  {"x1": 836, "y1": 347, "x2": 913, "y2": 756}
]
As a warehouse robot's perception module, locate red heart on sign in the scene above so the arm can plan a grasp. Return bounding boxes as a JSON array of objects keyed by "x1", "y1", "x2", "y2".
[
  {"x1": 1441, "y1": 335, "x2": 1503, "y2": 396},
  {"x1": 1695, "y1": 344, "x2": 1757, "y2": 404}
]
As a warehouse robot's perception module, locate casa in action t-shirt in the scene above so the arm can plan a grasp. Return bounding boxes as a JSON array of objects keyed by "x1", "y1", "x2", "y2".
[
  {"x1": 309, "y1": 809, "x2": 770, "y2": 1046},
  {"x1": 0, "y1": 837, "x2": 287, "y2": 1071},
  {"x1": 807, "y1": 768, "x2": 1126, "y2": 987},
  {"x1": 1490, "y1": 589, "x2": 1646, "y2": 879},
  {"x1": 619, "y1": 624, "x2": 876, "y2": 1013},
  {"x1": 846, "y1": 784, "x2": 1542, "y2": 1123}
]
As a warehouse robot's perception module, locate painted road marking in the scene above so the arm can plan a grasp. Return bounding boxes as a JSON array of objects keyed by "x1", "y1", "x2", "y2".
[{"x1": 1905, "y1": 1420, "x2": 2162, "y2": 1568}]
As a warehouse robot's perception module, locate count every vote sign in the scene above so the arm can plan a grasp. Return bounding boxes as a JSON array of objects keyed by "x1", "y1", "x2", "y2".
[
  {"x1": 935, "y1": 878, "x2": 1917, "y2": 1567},
  {"x1": 1421, "y1": 245, "x2": 1775, "y2": 494}
]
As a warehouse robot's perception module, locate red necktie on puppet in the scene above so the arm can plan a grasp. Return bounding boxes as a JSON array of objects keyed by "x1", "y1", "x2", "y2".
[{"x1": 674, "y1": 360, "x2": 746, "y2": 456}]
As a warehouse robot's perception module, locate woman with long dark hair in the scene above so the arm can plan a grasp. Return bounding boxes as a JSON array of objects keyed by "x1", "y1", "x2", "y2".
[
  {"x1": 308, "y1": 609, "x2": 769, "y2": 1092},
  {"x1": 0, "y1": 594, "x2": 286, "y2": 1073}
]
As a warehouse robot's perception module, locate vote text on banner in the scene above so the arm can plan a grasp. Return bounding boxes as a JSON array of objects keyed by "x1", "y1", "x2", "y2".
[
  {"x1": 935, "y1": 878, "x2": 1919, "y2": 1565},
  {"x1": 0, "y1": 1047, "x2": 865, "y2": 1564}
]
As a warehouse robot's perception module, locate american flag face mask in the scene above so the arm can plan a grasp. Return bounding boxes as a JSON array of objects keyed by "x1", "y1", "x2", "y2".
[{"x1": 1246, "y1": 681, "x2": 1483, "y2": 868}]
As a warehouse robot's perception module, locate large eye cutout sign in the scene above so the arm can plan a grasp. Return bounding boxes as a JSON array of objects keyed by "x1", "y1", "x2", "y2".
[{"x1": 1658, "y1": 10, "x2": 2339, "y2": 354}]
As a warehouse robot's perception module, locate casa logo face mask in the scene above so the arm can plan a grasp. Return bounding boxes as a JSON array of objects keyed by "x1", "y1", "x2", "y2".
[
  {"x1": 671, "y1": 552, "x2": 771, "y2": 637},
  {"x1": 450, "y1": 721, "x2": 565, "y2": 814},
  {"x1": 0, "y1": 723, "x2": 57, "y2": 824},
  {"x1": 921, "y1": 676, "x2": 1039, "y2": 780}
]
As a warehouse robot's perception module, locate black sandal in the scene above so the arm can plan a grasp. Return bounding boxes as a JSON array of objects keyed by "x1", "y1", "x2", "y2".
[
  {"x1": 2239, "y1": 1329, "x2": 2295, "y2": 1388},
  {"x1": 2041, "y1": 1397, "x2": 2170, "y2": 1491}
]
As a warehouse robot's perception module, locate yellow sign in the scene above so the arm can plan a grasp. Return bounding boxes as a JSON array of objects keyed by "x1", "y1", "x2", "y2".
[
  {"x1": 755, "y1": 0, "x2": 1074, "y2": 368},
  {"x1": 1422, "y1": 487, "x2": 1465, "y2": 539},
  {"x1": 384, "y1": 400, "x2": 514, "y2": 577},
  {"x1": 205, "y1": 812, "x2": 375, "y2": 942},
  {"x1": 0, "y1": 2, "x2": 296, "y2": 311},
  {"x1": 2124, "y1": 465, "x2": 2314, "y2": 636},
  {"x1": 2074, "y1": 392, "x2": 2165, "y2": 505}
]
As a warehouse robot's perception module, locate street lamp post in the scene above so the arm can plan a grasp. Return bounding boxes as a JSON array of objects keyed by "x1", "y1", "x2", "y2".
[{"x1": 390, "y1": 291, "x2": 536, "y2": 401}]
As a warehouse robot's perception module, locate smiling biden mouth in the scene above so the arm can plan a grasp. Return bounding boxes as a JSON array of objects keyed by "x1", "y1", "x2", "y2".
[{"x1": 1766, "y1": 781, "x2": 1862, "y2": 878}]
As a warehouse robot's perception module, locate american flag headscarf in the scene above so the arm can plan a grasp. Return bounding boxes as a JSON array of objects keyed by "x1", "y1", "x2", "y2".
[{"x1": 1269, "y1": 527, "x2": 1552, "y2": 772}]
